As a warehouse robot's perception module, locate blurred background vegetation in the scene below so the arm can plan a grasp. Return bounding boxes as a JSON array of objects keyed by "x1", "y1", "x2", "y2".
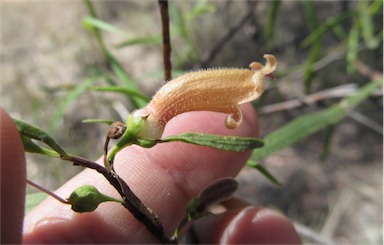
[{"x1": 1, "y1": 1, "x2": 382, "y2": 244}]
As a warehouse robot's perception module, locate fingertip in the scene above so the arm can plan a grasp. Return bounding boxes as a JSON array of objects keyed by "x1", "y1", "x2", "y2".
[
  {"x1": 224, "y1": 208, "x2": 301, "y2": 244},
  {"x1": 194, "y1": 207, "x2": 301, "y2": 244},
  {"x1": 0, "y1": 108, "x2": 27, "y2": 244}
]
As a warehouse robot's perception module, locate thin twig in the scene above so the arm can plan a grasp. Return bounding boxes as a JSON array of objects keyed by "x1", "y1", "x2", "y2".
[
  {"x1": 199, "y1": 1, "x2": 257, "y2": 68},
  {"x1": 353, "y1": 59, "x2": 383, "y2": 81},
  {"x1": 260, "y1": 83, "x2": 358, "y2": 114},
  {"x1": 26, "y1": 178, "x2": 69, "y2": 204},
  {"x1": 67, "y1": 155, "x2": 173, "y2": 244},
  {"x1": 348, "y1": 110, "x2": 383, "y2": 134},
  {"x1": 158, "y1": 0, "x2": 172, "y2": 81}
]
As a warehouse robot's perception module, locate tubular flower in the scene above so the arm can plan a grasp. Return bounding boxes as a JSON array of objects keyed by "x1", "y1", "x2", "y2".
[{"x1": 132, "y1": 54, "x2": 277, "y2": 140}]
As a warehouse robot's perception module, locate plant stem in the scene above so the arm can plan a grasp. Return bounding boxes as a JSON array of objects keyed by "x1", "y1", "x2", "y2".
[
  {"x1": 26, "y1": 178, "x2": 69, "y2": 204},
  {"x1": 65, "y1": 155, "x2": 173, "y2": 244},
  {"x1": 158, "y1": 0, "x2": 172, "y2": 81}
]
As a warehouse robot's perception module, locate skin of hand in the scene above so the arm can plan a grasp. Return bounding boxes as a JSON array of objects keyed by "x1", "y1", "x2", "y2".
[{"x1": 0, "y1": 106, "x2": 301, "y2": 244}]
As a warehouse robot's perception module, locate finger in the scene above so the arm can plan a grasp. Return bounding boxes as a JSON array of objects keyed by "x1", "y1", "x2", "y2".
[
  {"x1": 0, "y1": 107, "x2": 27, "y2": 244},
  {"x1": 193, "y1": 207, "x2": 301, "y2": 244},
  {"x1": 23, "y1": 104, "x2": 259, "y2": 243}
]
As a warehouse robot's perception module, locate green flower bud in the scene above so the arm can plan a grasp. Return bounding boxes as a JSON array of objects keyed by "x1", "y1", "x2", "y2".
[{"x1": 68, "y1": 185, "x2": 122, "y2": 213}]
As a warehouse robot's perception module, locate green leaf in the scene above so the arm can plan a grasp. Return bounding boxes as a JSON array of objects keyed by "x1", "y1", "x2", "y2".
[
  {"x1": 347, "y1": 19, "x2": 360, "y2": 73},
  {"x1": 358, "y1": 0, "x2": 379, "y2": 49},
  {"x1": 83, "y1": 0, "x2": 147, "y2": 109},
  {"x1": 161, "y1": 133, "x2": 264, "y2": 152},
  {"x1": 115, "y1": 35, "x2": 162, "y2": 48},
  {"x1": 107, "y1": 53, "x2": 148, "y2": 108},
  {"x1": 264, "y1": 1, "x2": 281, "y2": 47},
  {"x1": 250, "y1": 81, "x2": 382, "y2": 161},
  {"x1": 246, "y1": 161, "x2": 282, "y2": 185},
  {"x1": 20, "y1": 136, "x2": 60, "y2": 158},
  {"x1": 300, "y1": 11, "x2": 353, "y2": 48},
  {"x1": 187, "y1": 0, "x2": 216, "y2": 21},
  {"x1": 82, "y1": 118, "x2": 115, "y2": 125},
  {"x1": 25, "y1": 192, "x2": 48, "y2": 214},
  {"x1": 92, "y1": 86, "x2": 149, "y2": 102},
  {"x1": 12, "y1": 118, "x2": 69, "y2": 157},
  {"x1": 50, "y1": 76, "x2": 99, "y2": 130},
  {"x1": 83, "y1": 16, "x2": 129, "y2": 37}
]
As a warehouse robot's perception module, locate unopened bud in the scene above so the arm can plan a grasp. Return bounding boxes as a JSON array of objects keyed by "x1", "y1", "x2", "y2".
[{"x1": 68, "y1": 185, "x2": 122, "y2": 213}]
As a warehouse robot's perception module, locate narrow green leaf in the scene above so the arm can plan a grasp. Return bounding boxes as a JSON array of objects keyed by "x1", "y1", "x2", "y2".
[
  {"x1": 82, "y1": 118, "x2": 115, "y2": 125},
  {"x1": 161, "y1": 133, "x2": 264, "y2": 152},
  {"x1": 300, "y1": 11, "x2": 353, "y2": 48},
  {"x1": 83, "y1": 16, "x2": 129, "y2": 37},
  {"x1": 83, "y1": 0, "x2": 147, "y2": 108},
  {"x1": 264, "y1": 1, "x2": 281, "y2": 47},
  {"x1": 346, "y1": 19, "x2": 360, "y2": 73},
  {"x1": 20, "y1": 136, "x2": 61, "y2": 158},
  {"x1": 303, "y1": 40, "x2": 321, "y2": 92},
  {"x1": 115, "y1": 35, "x2": 162, "y2": 48},
  {"x1": 92, "y1": 86, "x2": 149, "y2": 102},
  {"x1": 12, "y1": 118, "x2": 69, "y2": 157},
  {"x1": 319, "y1": 125, "x2": 336, "y2": 161},
  {"x1": 187, "y1": 0, "x2": 216, "y2": 21},
  {"x1": 169, "y1": 3, "x2": 189, "y2": 41},
  {"x1": 107, "y1": 53, "x2": 148, "y2": 108},
  {"x1": 358, "y1": 0, "x2": 379, "y2": 49},
  {"x1": 25, "y1": 192, "x2": 48, "y2": 214},
  {"x1": 83, "y1": 0, "x2": 109, "y2": 56},
  {"x1": 246, "y1": 161, "x2": 282, "y2": 185},
  {"x1": 250, "y1": 81, "x2": 381, "y2": 161},
  {"x1": 302, "y1": 0, "x2": 321, "y2": 92},
  {"x1": 369, "y1": 0, "x2": 383, "y2": 14},
  {"x1": 50, "y1": 76, "x2": 99, "y2": 130}
]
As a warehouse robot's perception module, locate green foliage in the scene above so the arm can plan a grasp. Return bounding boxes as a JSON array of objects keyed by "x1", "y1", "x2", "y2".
[
  {"x1": 264, "y1": 1, "x2": 281, "y2": 48},
  {"x1": 250, "y1": 80, "x2": 382, "y2": 161},
  {"x1": 25, "y1": 192, "x2": 48, "y2": 214},
  {"x1": 13, "y1": 118, "x2": 69, "y2": 158},
  {"x1": 92, "y1": 86, "x2": 149, "y2": 102},
  {"x1": 82, "y1": 0, "x2": 148, "y2": 109},
  {"x1": 162, "y1": 133, "x2": 264, "y2": 152},
  {"x1": 115, "y1": 35, "x2": 162, "y2": 49},
  {"x1": 83, "y1": 16, "x2": 129, "y2": 37},
  {"x1": 50, "y1": 76, "x2": 100, "y2": 130},
  {"x1": 246, "y1": 161, "x2": 282, "y2": 185},
  {"x1": 169, "y1": 0, "x2": 216, "y2": 66}
]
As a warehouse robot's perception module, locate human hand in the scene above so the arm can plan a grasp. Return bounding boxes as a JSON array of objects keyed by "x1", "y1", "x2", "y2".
[{"x1": 1, "y1": 105, "x2": 301, "y2": 244}]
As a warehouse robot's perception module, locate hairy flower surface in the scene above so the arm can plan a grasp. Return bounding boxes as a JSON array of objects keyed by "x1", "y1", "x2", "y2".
[{"x1": 133, "y1": 54, "x2": 277, "y2": 139}]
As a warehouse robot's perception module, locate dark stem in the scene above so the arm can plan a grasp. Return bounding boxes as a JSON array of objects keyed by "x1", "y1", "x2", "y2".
[
  {"x1": 158, "y1": 0, "x2": 172, "y2": 81},
  {"x1": 103, "y1": 136, "x2": 110, "y2": 169},
  {"x1": 67, "y1": 155, "x2": 173, "y2": 244}
]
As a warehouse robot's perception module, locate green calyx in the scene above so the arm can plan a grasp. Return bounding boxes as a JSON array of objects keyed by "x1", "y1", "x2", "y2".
[{"x1": 107, "y1": 114, "x2": 157, "y2": 167}]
